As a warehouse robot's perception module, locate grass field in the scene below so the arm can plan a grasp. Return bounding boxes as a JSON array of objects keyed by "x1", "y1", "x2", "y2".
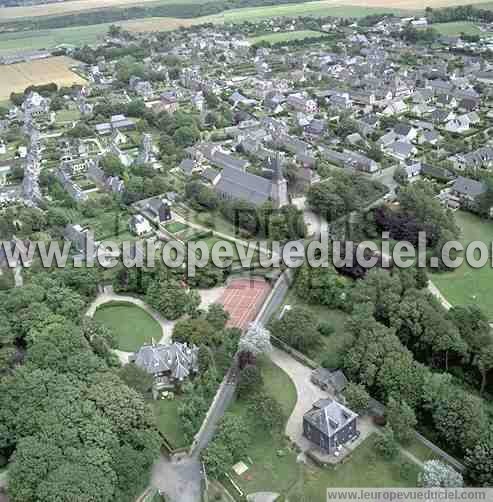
[
  {"x1": 152, "y1": 397, "x2": 188, "y2": 449},
  {"x1": 6, "y1": 0, "x2": 493, "y2": 23},
  {"x1": 0, "y1": 1, "x2": 418, "y2": 56},
  {"x1": 229, "y1": 356, "x2": 418, "y2": 499},
  {"x1": 94, "y1": 301, "x2": 162, "y2": 352},
  {"x1": 432, "y1": 21, "x2": 493, "y2": 36},
  {"x1": 300, "y1": 435, "x2": 419, "y2": 499},
  {"x1": 432, "y1": 211, "x2": 493, "y2": 319},
  {"x1": 278, "y1": 287, "x2": 352, "y2": 367},
  {"x1": 228, "y1": 356, "x2": 299, "y2": 497},
  {"x1": 0, "y1": 55, "x2": 86, "y2": 100},
  {"x1": 249, "y1": 29, "x2": 325, "y2": 44},
  {"x1": 0, "y1": 19, "x2": 198, "y2": 55}
]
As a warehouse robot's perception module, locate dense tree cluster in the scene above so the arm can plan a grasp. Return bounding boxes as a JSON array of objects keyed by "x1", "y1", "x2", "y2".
[
  {"x1": 341, "y1": 268, "x2": 493, "y2": 473},
  {"x1": 0, "y1": 271, "x2": 159, "y2": 502},
  {"x1": 307, "y1": 171, "x2": 387, "y2": 221},
  {"x1": 372, "y1": 181, "x2": 459, "y2": 268}
]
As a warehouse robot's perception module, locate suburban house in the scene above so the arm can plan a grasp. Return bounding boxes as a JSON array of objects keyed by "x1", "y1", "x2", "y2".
[
  {"x1": 303, "y1": 398, "x2": 358, "y2": 455},
  {"x1": 445, "y1": 113, "x2": 479, "y2": 134},
  {"x1": 145, "y1": 197, "x2": 173, "y2": 223},
  {"x1": 129, "y1": 214, "x2": 152, "y2": 236},
  {"x1": 131, "y1": 341, "x2": 199, "y2": 390},
  {"x1": 311, "y1": 368, "x2": 348, "y2": 395},
  {"x1": 286, "y1": 92, "x2": 317, "y2": 114},
  {"x1": 64, "y1": 223, "x2": 90, "y2": 252},
  {"x1": 447, "y1": 176, "x2": 487, "y2": 210},
  {"x1": 450, "y1": 147, "x2": 493, "y2": 171},
  {"x1": 387, "y1": 141, "x2": 417, "y2": 162},
  {"x1": 95, "y1": 114, "x2": 135, "y2": 135},
  {"x1": 321, "y1": 148, "x2": 379, "y2": 173},
  {"x1": 154, "y1": 91, "x2": 179, "y2": 114}
]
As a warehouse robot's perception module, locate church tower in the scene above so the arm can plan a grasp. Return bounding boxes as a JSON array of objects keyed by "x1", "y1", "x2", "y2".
[{"x1": 270, "y1": 152, "x2": 288, "y2": 208}]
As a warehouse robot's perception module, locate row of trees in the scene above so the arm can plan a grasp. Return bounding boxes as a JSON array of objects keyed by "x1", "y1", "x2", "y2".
[
  {"x1": 173, "y1": 304, "x2": 241, "y2": 443},
  {"x1": 202, "y1": 323, "x2": 283, "y2": 478}
]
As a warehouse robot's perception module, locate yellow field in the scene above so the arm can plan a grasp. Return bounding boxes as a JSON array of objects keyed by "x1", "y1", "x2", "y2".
[{"x1": 0, "y1": 55, "x2": 86, "y2": 100}]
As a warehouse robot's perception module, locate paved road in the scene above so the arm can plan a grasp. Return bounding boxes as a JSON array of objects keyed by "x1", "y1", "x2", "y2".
[
  {"x1": 190, "y1": 372, "x2": 237, "y2": 459},
  {"x1": 151, "y1": 455, "x2": 202, "y2": 502}
]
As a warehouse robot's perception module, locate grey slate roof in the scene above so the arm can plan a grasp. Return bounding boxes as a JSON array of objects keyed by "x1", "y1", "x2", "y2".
[
  {"x1": 133, "y1": 342, "x2": 199, "y2": 381},
  {"x1": 452, "y1": 176, "x2": 487, "y2": 198},
  {"x1": 215, "y1": 165, "x2": 272, "y2": 205},
  {"x1": 304, "y1": 399, "x2": 358, "y2": 438}
]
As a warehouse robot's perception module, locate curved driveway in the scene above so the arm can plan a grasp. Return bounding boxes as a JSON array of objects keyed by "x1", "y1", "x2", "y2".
[{"x1": 268, "y1": 347, "x2": 329, "y2": 451}]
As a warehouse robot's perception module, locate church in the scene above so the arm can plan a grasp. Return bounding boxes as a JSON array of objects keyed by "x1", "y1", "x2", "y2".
[{"x1": 213, "y1": 152, "x2": 288, "y2": 208}]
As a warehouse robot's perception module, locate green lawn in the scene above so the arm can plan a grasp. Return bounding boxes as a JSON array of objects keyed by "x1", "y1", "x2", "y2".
[
  {"x1": 216, "y1": 2, "x2": 410, "y2": 24},
  {"x1": 229, "y1": 355, "x2": 418, "y2": 500},
  {"x1": 81, "y1": 210, "x2": 131, "y2": 241},
  {"x1": 404, "y1": 437, "x2": 440, "y2": 464},
  {"x1": 228, "y1": 357, "x2": 299, "y2": 497},
  {"x1": 0, "y1": 25, "x2": 110, "y2": 54},
  {"x1": 279, "y1": 288, "x2": 352, "y2": 367},
  {"x1": 432, "y1": 21, "x2": 491, "y2": 36},
  {"x1": 164, "y1": 221, "x2": 188, "y2": 234},
  {"x1": 152, "y1": 397, "x2": 188, "y2": 449},
  {"x1": 55, "y1": 108, "x2": 81, "y2": 123},
  {"x1": 431, "y1": 211, "x2": 493, "y2": 319},
  {"x1": 249, "y1": 29, "x2": 324, "y2": 44},
  {"x1": 300, "y1": 435, "x2": 419, "y2": 500},
  {"x1": 94, "y1": 301, "x2": 162, "y2": 352}
]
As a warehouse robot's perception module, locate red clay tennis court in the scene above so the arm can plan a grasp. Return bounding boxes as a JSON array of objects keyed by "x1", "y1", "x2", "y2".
[{"x1": 219, "y1": 277, "x2": 271, "y2": 331}]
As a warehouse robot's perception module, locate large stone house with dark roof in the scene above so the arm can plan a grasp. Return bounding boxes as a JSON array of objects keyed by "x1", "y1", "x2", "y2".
[
  {"x1": 448, "y1": 176, "x2": 487, "y2": 211},
  {"x1": 131, "y1": 341, "x2": 199, "y2": 391},
  {"x1": 303, "y1": 399, "x2": 358, "y2": 454}
]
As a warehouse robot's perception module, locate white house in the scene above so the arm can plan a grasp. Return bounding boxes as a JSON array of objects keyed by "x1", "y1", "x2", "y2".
[
  {"x1": 129, "y1": 215, "x2": 152, "y2": 236},
  {"x1": 382, "y1": 99, "x2": 407, "y2": 116},
  {"x1": 445, "y1": 115, "x2": 471, "y2": 134}
]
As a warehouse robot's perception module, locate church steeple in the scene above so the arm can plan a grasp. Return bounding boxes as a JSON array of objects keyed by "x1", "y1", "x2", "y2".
[{"x1": 269, "y1": 152, "x2": 288, "y2": 208}]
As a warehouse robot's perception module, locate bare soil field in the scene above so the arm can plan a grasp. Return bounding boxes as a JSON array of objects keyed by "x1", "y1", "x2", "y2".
[{"x1": 0, "y1": 55, "x2": 86, "y2": 100}]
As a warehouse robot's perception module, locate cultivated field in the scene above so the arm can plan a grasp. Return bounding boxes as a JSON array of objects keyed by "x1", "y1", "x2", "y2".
[
  {"x1": 0, "y1": 55, "x2": 86, "y2": 100},
  {"x1": 249, "y1": 29, "x2": 326, "y2": 44},
  {"x1": 3, "y1": 0, "x2": 493, "y2": 23},
  {"x1": 0, "y1": 0, "x2": 208, "y2": 20},
  {"x1": 2, "y1": 0, "x2": 493, "y2": 56}
]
